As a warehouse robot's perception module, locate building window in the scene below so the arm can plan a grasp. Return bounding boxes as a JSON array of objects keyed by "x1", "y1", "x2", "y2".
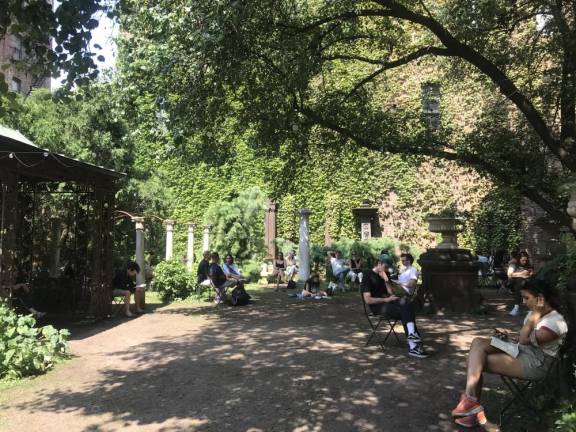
[
  {"x1": 421, "y1": 82, "x2": 441, "y2": 133},
  {"x1": 10, "y1": 77, "x2": 22, "y2": 93},
  {"x1": 10, "y1": 34, "x2": 23, "y2": 61}
]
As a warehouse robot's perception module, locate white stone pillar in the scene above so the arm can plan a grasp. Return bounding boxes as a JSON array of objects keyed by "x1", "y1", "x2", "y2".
[
  {"x1": 298, "y1": 208, "x2": 311, "y2": 282},
  {"x1": 164, "y1": 219, "x2": 175, "y2": 260},
  {"x1": 186, "y1": 222, "x2": 195, "y2": 271},
  {"x1": 133, "y1": 217, "x2": 146, "y2": 286},
  {"x1": 203, "y1": 225, "x2": 211, "y2": 252}
]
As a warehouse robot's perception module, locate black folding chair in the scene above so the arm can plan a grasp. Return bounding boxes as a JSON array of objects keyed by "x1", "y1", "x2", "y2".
[
  {"x1": 110, "y1": 293, "x2": 126, "y2": 316},
  {"x1": 360, "y1": 290, "x2": 401, "y2": 352},
  {"x1": 499, "y1": 341, "x2": 569, "y2": 426}
]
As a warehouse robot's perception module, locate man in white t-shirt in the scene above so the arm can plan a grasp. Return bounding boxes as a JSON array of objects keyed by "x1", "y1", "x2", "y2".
[
  {"x1": 328, "y1": 250, "x2": 349, "y2": 292},
  {"x1": 395, "y1": 253, "x2": 418, "y2": 296}
]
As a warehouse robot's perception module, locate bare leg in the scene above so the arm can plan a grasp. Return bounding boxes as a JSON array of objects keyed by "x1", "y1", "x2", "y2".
[
  {"x1": 135, "y1": 287, "x2": 145, "y2": 313},
  {"x1": 465, "y1": 337, "x2": 525, "y2": 398},
  {"x1": 124, "y1": 292, "x2": 133, "y2": 317}
]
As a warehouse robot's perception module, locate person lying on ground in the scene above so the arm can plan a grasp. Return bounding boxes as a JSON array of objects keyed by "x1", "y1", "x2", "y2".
[
  {"x1": 361, "y1": 254, "x2": 428, "y2": 359},
  {"x1": 112, "y1": 261, "x2": 145, "y2": 317},
  {"x1": 451, "y1": 278, "x2": 568, "y2": 428}
]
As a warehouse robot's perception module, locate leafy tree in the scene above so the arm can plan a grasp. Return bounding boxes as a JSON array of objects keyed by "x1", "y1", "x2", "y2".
[
  {"x1": 0, "y1": 0, "x2": 112, "y2": 96},
  {"x1": 203, "y1": 186, "x2": 266, "y2": 261},
  {"x1": 117, "y1": 0, "x2": 576, "y2": 234}
]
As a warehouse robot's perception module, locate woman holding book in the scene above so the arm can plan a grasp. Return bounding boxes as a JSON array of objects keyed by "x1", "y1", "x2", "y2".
[{"x1": 451, "y1": 278, "x2": 568, "y2": 427}]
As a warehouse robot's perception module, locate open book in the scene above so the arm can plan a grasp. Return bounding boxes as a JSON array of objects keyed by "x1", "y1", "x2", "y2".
[
  {"x1": 389, "y1": 281, "x2": 412, "y2": 298},
  {"x1": 490, "y1": 336, "x2": 519, "y2": 358}
]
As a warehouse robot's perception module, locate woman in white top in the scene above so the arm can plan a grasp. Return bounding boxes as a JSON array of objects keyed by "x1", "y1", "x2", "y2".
[{"x1": 451, "y1": 278, "x2": 568, "y2": 427}]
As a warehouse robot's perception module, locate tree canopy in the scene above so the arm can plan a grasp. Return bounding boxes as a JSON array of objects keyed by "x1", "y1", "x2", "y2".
[{"x1": 117, "y1": 0, "x2": 576, "y2": 233}]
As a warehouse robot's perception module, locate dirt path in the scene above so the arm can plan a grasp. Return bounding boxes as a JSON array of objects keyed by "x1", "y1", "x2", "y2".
[{"x1": 0, "y1": 290, "x2": 542, "y2": 431}]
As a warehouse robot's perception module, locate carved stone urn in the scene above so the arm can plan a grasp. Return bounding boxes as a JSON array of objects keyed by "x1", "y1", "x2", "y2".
[{"x1": 426, "y1": 216, "x2": 464, "y2": 249}]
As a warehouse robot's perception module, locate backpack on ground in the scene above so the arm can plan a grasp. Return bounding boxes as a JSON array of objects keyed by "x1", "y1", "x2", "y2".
[
  {"x1": 286, "y1": 280, "x2": 296, "y2": 290},
  {"x1": 230, "y1": 286, "x2": 251, "y2": 306}
]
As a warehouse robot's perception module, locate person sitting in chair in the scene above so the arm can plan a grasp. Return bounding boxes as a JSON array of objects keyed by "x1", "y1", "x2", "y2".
[
  {"x1": 507, "y1": 251, "x2": 533, "y2": 316},
  {"x1": 327, "y1": 250, "x2": 349, "y2": 292},
  {"x1": 392, "y1": 253, "x2": 418, "y2": 296},
  {"x1": 197, "y1": 250, "x2": 212, "y2": 287},
  {"x1": 2, "y1": 281, "x2": 46, "y2": 319},
  {"x1": 361, "y1": 255, "x2": 428, "y2": 359},
  {"x1": 348, "y1": 251, "x2": 363, "y2": 288},
  {"x1": 222, "y1": 254, "x2": 247, "y2": 289},
  {"x1": 451, "y1": 278, "x2": 568, "y2": 428},
  {"x1": 285, "y1": 251, "x2": 298, "y2": 283},
  {"x1": 112, "y1": 261, "x2": 145, "y2": 317},
  {"x1": 210, "y1": 252, "x2": 237, "y2": 304}
]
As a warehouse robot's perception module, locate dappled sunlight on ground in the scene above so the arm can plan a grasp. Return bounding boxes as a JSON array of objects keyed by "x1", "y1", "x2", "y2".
[{"x1": 0, "y1": 289, "x2": 545, "y2": 431}]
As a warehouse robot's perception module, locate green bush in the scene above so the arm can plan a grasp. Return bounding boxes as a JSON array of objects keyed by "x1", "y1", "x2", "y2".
[
  {"x1": 0, "y1": 301, "x2": 70, "y2": 380},
  {"x1": 242, "y1": 259, "x2": 262, "y2": 283},
  {"x1": 154, "y1": 260, "x2": 195, "y2": 301}
]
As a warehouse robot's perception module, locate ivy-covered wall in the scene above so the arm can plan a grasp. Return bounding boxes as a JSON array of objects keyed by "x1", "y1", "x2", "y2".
[{"x1": 157, "y1": 135, "x2": 521, "y2": 255}]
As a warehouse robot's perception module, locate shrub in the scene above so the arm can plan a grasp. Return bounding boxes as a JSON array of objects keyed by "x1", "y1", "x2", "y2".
[
  {"x1": 241, "y1": 259, "x2": 262, "y2": 283},
  {"x1": 0, "y1": 301, "x2": 70, "y2": 380},
  {"x1": 154, "y1": 260, "x2": 195, "y2": 301}
]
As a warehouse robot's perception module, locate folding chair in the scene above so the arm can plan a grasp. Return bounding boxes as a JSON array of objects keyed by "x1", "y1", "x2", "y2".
[
  {"x1": 498, "y1": 341, "x2": 569, "y2": 426},
  {"x1": 360, "y1": 290, "x2": 401, "y2": 352},
  {"x1": 110, "y1": 293, "x2": 126, "y2": 316}
]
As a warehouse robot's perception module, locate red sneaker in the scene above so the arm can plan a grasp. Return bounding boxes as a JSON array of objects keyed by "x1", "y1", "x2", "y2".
[
  {"x1": 451, "y1": 394, "x2": 484, "y2": 417},
  {"x1": 454, "y1": 410, "x2": 488, "y2": 428}
]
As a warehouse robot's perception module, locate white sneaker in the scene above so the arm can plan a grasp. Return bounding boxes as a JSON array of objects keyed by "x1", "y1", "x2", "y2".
[{"x1": 509, "y1": 305, "x2": 521, "y2": 316}]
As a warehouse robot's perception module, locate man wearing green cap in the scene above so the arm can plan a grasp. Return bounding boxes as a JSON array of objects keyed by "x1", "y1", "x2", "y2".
[{"x1": 361, "y1": 255, "x2": 428, "y2": 358}]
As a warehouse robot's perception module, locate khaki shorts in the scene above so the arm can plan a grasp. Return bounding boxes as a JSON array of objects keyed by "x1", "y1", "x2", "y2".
[{"x1": 517, "y1": 344, "x2": 555, "y2": 380}]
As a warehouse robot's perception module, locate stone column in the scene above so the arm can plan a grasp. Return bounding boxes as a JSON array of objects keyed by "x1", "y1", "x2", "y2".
[
  {"x1": 49, "y1": 217, "x2": 62, "y2": 277},
  {"x1": 133, "y1": 217, "x2": 146, "y2": 286},
  {"x1": 567, "y1": 190, "x2": 576, "y2": 230},
  {"x1": 298, "y1": 208, "x2": 311, "y2": 282},
  {"x1": 186, "y1": 222, "x2": 195, "y2": 271},
  {"x1": 202, "y1": 225, "x2": 211, "y2": 252},
  {"x1": 164, "y1": 219, "x2": 175, "y2": 261},
  {"x1": 264, "y1": 200, "x2": 277, "y2": 258}
]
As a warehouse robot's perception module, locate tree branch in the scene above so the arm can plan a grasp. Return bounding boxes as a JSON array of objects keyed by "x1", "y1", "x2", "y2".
[
  {"x1": 296, "y1": 103, "x2": 575, "y2": 233},
  {"x1": 276, "y1": 9, "x2": 391, "y2": 33},
  {"x1": 370, "y1": 0, "x2": 576, "y2": 171},
  {"x1": 345, "y1": 46, "x2": 453, "y2": 98}
]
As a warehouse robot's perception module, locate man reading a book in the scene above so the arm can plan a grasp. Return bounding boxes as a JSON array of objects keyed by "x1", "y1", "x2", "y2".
[
  {"x1": 112, "y1": 261, "x2": 146, "y2": 317},
  {"x1": 451, "y1": 278, "x2": 568, "y2": 428},
  {"x1": 361, "y1": 255, "x2": 428, "y2": 359}
]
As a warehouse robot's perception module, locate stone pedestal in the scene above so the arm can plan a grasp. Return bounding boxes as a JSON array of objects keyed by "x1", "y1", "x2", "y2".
[
  {"x1": 298, "y1": 209, "x2": 311, "y2": 282},
  {"x1": 133, "y1": 217, "x2": 146, "y2": 286},
  {"x1": 186, "y1": 223, "x2": 195, "y2": 271},
  {"x1": 419, "y1": 248, "x2": 479, "y2": 313},
  {"x1": 164, "y1": 219, "x2": 175, "y2": 260},
  {"x1": 202, "y1": 225, "x2": 211, "y2": 252}
]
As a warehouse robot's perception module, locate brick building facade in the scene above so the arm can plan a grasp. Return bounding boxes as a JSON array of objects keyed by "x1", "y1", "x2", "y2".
[{"x1": 0, "y1": 0, "x2": 52, "y2": 95}]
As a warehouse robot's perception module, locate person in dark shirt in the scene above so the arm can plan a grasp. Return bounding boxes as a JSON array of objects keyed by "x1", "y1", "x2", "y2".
[
  {"x1": 361, "y1": 255, "x2": 428, "y2": 358},
  {"x1": 208, "y1": 252, "x2": 236, "y2": 304},
  {"x1": 112, "y1": 261, "x2": 144, "y2": 317},
  {"x1": 197, "y1": 250, "x2": 211, "y2": 285}
]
